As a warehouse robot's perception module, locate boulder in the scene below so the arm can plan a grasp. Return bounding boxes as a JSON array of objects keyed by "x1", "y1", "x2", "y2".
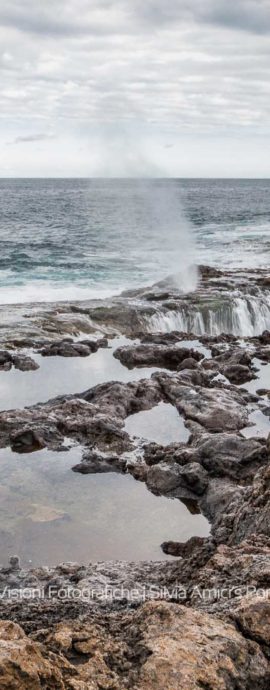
[
  {"x1": 10, "y1": 428, "x2": 46, "y2": 453},
  {"x1": 114, "y1": 344, "x2": 203, "y2": 370}
]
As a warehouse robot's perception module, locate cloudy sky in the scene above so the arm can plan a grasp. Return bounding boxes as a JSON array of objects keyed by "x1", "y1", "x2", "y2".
[{"x1": 0, "y1": 0, "x2": 269, "y2": 177}]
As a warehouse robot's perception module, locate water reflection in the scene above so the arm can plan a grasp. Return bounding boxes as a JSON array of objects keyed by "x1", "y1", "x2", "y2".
[
  {"x1": 0, "y1": 446, "x2": 209, "y2": 567},
  {"x1": 0, "y1": 337, "x2": 165, "y2": 411},
  {"x1": 125, "y1": 402, "x2": 190, "y2": 445}
]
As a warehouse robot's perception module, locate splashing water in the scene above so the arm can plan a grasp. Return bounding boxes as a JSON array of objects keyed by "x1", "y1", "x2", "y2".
[
  {"x1": 0, "y1": 178, "x2": 197, "y2": 304},
  {"x1": 146, "y1": 291, "x2": 270, "y2": 337}
]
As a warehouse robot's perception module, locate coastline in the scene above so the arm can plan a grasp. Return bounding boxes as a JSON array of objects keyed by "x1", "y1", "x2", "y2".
[{"x1": 0, "y1": 265, "x2": 269, "y2": 687}]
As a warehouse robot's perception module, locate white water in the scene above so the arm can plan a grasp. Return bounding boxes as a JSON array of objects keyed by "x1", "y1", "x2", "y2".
[{"x1": 147, "y1": 292, "x2": 270, "y2": 337}]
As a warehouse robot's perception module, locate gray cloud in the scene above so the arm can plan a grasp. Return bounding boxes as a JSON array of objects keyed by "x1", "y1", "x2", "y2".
[
  {"x1": 0, "y1": 1, "x2": 269, "y2": 176},
  {"x1": 0, "y1": 1, "x2": 269, "y2": 38},
  {"x1": 133, "y1": 0, "x2": 270, "y2": 35},
  {"x1": 9, "y1": 133, "x2": 55, "y2": 144}
]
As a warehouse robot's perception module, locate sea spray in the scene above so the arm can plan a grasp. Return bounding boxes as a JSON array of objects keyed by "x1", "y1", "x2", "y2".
[
  {"x1": 140, "y1": 179, "x2": 198, "y2": 293},
  {"x1": 99, "y1": 179, "x2": 198, "y2": 293}
]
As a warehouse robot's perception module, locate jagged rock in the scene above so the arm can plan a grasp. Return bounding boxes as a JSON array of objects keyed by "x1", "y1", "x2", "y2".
[
  {"x1": 0, "y1": 351, "x2": 39, "y2": 371},
  {"x1": 196, "y1": 433, "x2": 268, "y2": 480},
  {"x1": 153, "y1": 372, "x2": 249, "y2": 431},
  {"x1": 223, "y1": 363, "x2": 255, "y2": 384},
  {"x1": 0, "y1": 266, "x2": 270, "y2": 690},
  {"x1": 258, "y1": 330, "x2": 270, "y2": 345},
  {"x1": 72, "y1": 449, "x2": 127, "y2": 474},
  {"x1": 40, "y1": 337, "x2": 108, "y2": 357},
  {"x1": 129, "y1": 602, "x2": 270, "y2": 690},
  {"x1": 177, "y1": 357, "x2": 199, "y2": 370},
  {"x1": 141, "y1": 331, "x2": 194, "y2": 345},
  {"x1": 178, "y1": 462, "x2": 209, "y2": 494},
  {"x1": 10, "y1": 428, "x2": 46, "y2": 453},
  {"x1": 161, "y1": 536, "x2": 208, "y2": 557},
  {"x1": 0, "y1": 351, "x2": 12, "y2": 368},
  {"x1": 81, "y1": 378, "x2": 163, "y2": 419},
  {"x1": 0, "y1": 602, "x2": 269, "y2": 690},
  {"x1": 232, "y1": 595, "x2": 270, "y2": 649},
  {"x1": 146, "y1": 460, "x2": 208, "y2": 498},
  {"x1": 225, "y1": 465, "x2": 270, "y2": 544},
  {"x1": 114, "y1": 344, "x2": 203, "y2": 370},
  {"x1": 0, "y1": 620, "x2": 72, "y2": 689},
  {"x1": 254, "y1": 346, "x2": 270, "y2": 362},
  {"x1": 12, "y1": 354, "x2": 39, "y2": 371}
]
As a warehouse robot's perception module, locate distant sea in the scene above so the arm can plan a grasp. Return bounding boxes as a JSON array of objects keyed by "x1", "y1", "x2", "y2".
[{"x1": 0, "y1": 178, "x2": 269, "y2": 304}]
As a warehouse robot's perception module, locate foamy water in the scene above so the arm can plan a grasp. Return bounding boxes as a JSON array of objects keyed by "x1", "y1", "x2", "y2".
[{"x1": 0, "y1": 178, "x2": 269, "y2": 305}]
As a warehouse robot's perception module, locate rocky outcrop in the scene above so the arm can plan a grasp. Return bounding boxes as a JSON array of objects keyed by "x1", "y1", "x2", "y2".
[
  {"x1": 39, "y1": 336, "x2": 108, "y2": 357},
  {"x1": 114, "y1": 343, "x2": 203, "y2": 370},
  {"x1": 0, "y1": 267, "x2": 270, "y2": 689},
  {"x1": 0, "y1": 601, "x2": 269, "y2": 690},
  {"x1": 72, "y1": 448, "x2": 127, "y2": 474},
  {"x1": 0, "y1": 350, "x2": 39, "y2": 372}
]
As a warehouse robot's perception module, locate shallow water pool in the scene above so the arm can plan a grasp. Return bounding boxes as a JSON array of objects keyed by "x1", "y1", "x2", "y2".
[
  {"x1": 0, "y1": 337, "x2": 165, "y2": 411},
  {"x1": 0, "y1": 445, "x2": 209, "y2": 567},
  {"x1": 125, "y1": 401, "x2": 190, "y2": 445}
]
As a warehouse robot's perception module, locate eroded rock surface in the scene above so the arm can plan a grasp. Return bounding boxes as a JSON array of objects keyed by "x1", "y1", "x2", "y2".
[
  {"x1": 39, "y1": 336, "x2": 108, "y2": 357},
  {"x1": 0, "y1": 267, "x2": 270, "y2": 688}
]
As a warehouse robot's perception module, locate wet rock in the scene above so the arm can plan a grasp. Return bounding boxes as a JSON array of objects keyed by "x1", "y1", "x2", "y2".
[
  {"x1": 153, "y1": 372, "x2": 249, "y2": 432},
  {"x1": 40, "y1": 337, "x2": 108, "y2": 357},
  {"x1": 161, "y1": 536, "x2": 208, "y2": 557},
  {"x1": 9, "y1": 556, "x2": 21, "y2": 572},
  {"x1": 114, "y1": 343, "x2": 203, "y2": 370},
  {"x1": 0, "y1": 351, "x2": 39, "y2": 371},
  {"x1": 178, "y1": 462, "x2": 209, "y2": 495},
  {"x1": 146, "y1": 462, "x2": 187, "y2": 495},
  {"x1": 141, "y1": 332, "x2": 195, "y2": 345},
  {"x1": 258, "y1": 330, "x2": 270, "y2": 345},
  {"x1": 212, "y1": 347, "x2": 252, "y2": 365},
  {"x1": 199, "y1": 264, "x2": 222, "y2": 278},
  {"x1": 0, "y1": 351, "x2": 12, "y2": 368},
  {"x1": 10, "y1": 428, "x2": 46, "y2": 453},
  {"x1": 12, "y1": 354, "x2": 39, "y2": 371},
  {"x1": 72, "y1": 449, "x2": 126, "y2": 474},
  {"x1": 196, "y1": 433, "x2": 268, "y2": 481},
  {"x1": 146, "y1": 460, "x2": 208, "y2": 498},
  {"x1": 175, "y1": 368, "x2": 212, "y2": 387},
  {"x1": 225, "y1": 465, "x2": 270, "y2": 544},
  {"x1": 0, "y1": 361, "x2": 12, "y2": 371},
  {"x1": 41, "y1": 341, "x2": 91, "y2": 357},
  {"x1": 202, "y1": 358, "x2": 220, "y2": 371},
  {"x1": 81, "y1": 378, "x2": 163, "y2": 419},
  {"x1": 204, "y1": 346, "x2": 256, "y2": 384},
  {"x1": 178, "y1": 357, "x2": 199, "y2": 371},
  {"x1": 223, "y1": 363, "x2": 255, "y2": 384},
  {"x1": 254, "y1": 346, "x2": 270, "y2": 362}
]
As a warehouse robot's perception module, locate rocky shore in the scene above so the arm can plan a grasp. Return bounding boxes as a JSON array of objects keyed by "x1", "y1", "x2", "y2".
[{"x1": 0, "y1": 266, "x2": 269, "y2": 688}]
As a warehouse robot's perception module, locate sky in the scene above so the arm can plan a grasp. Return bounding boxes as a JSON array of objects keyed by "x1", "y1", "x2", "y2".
[{"x1": 0, "y1": 0, "x2": 270, "y2": 177}]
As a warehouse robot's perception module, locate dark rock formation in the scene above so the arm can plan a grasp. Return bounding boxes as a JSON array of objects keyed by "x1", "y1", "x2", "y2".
[
  {"x1": 0, "y1": 267, "x2": 270, "y2": 688},
  {"x1": 114, "y1": 343, "x2": 203, "y2": 370},
  {"x1": 40, "y1": 336, "x2": 108, "y2": 357}
]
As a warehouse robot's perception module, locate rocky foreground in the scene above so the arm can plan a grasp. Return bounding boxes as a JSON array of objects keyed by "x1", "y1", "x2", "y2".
[{"x1": 0, "y1": 266, "x2": 269, "y2": 688}]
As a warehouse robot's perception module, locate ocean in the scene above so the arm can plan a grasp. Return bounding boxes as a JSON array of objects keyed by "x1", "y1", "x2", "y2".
[{"x1": 0, "y1": 178, "x2": 269, "y2": 304}]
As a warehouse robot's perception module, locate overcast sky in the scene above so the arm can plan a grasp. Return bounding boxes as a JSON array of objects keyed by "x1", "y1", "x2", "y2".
[{"x1": 0, "y1": 0, "x2": 269, "y2": 177}]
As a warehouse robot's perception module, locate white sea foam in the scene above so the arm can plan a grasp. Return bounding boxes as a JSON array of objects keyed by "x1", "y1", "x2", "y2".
[
  {"x1": 147, "y1": 292, "x2": 270, "y2": 337},
  {"x1": 0, "y1": 282, "x2": 119, "y2": 304}
]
